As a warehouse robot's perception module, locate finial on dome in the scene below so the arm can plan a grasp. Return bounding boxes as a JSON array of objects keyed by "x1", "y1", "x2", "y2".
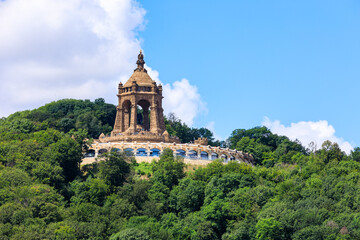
[{"x1": 134, "y1": 50, "x2": 147, "y2": 73}]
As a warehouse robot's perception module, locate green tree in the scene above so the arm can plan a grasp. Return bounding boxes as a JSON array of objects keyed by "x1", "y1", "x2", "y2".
[
  {"x1": 350, "y1": 147, "x2": 360, "y2": 162},
  {"x1": 110, "y1": 228, "x2": 150, "y2": 240},
  {"x1": 32, "y1": 161, "x2": 65, "y2": 189},
  {"x1": 193, "y1": 221, "x2": 218, "y2": 240},
  {"x1": 152, "y1": 148, "x2": 185, "y2": 189},
  {"x1": 117, "y1": 180, "x2": 151, "y2": 209},
  {"x1": 255, "y1": 217, "x2": 283, "y2": 240},
  {"x1": 70, "y1": 178, "x2": 109, "y2": 206},
  {"x1": 164, "y1": 113, "x2": 220, "y2": 146},
  {"x1": 169, "y1": 178, "x2": 205, "y2": 215},
  {"x1": 41, "y1": 137, "x2": 82, "y2": 182},
  {"x1": 0, "y1": 168, "x2": 32, "y2": 188},
  {"x1": 54, "y1": 225, "x2": 77, "y2": 240},
  {"x1": 98, "y1": 151, "x2": 131, "y2": 188},
  {"x1": 318, "y1": 140, "x2": 344, "y2": 163}
]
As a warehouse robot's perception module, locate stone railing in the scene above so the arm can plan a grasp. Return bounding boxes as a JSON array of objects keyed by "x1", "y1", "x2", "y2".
[{"x1": 97, "y1": 132, "x2": 180, "y2": 144}]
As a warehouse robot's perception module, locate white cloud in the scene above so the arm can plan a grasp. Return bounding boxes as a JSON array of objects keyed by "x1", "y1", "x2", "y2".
[
  {"x1": 0, "y1": 0, "x2": 146, "y2": 116},
  {"x1": 147, "y1": 67, "x2": 206, "y2": 126},
  {"x1": 0, "y1": 0, "x2": 206, "y2": 128},
  {"x1": 262, "y1": 117, "x2": 354, "y2": 154},
  {"x1": 162, "y1": 79, "x2": 206, "y2": 127}
]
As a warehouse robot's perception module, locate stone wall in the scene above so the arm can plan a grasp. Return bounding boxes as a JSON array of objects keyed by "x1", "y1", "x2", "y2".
[{"x1": 85, "y1": 142, "x2": 253, "y2": 164}]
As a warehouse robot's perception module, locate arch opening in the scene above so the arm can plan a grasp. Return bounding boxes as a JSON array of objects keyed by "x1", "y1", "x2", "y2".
[
  {"x1": 137, "y1": 99, "x2": 151, "y2": 131},
  {"x1": 150, "y1": 148, "x2": 160, "y2": 157},
  {"x1": 111, "y1": 148, "x2": 121, "y2": 152},
  {"x1": 188, "y1": 150, "x2": 198, "y2": 159},
  {"x1": 211, "y1": 152, "x2": 219, "y2": 160},
  {"x1": 98, "y1": 149, "x2": 108, "y2": 155},
  {"x1": 124, "y1": 148, "x2": 134, "y2": 156},
  {"x1": 221, "y1": 154, "x2": 228, "y2": 160},
  {"x1": 84, "y1": 149, "x2": 95, "y2": 158},
  {"x1": 201, "y1": 151, "x2": 209, "y2": 160},
  {"x1": 176, "y1": 149, "x2": 186, "y2": 157},
  {"x1": 136, "y1": 148, "x2": 148, "y2": 156}
]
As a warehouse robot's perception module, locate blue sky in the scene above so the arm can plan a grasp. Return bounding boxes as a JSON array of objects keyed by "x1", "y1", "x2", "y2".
[
  {"x1": 0, "y1": 0, "x2": 359, "y2": 152},
  {"x1": 137, "y1": 0, "x2": 360, "y2": 150}
]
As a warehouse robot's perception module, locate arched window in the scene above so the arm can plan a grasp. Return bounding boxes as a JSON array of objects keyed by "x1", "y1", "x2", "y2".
[
  {"x1": 111, "y1": 148, "x2": 121, "y2": 152},
  {"x1": 176, "y1": 149, "x2": 186, "y2": 157},
  {"x1": 150, "y1": 148, "x2": 160, "y2": 157},
  {"x1": 136, "y1": 148, "x2": 148, "y2": 156},
  {"x1": 124, "y1": 148, "x2": 134, "y2": 156},
  {"x1": 201, "y1": 151, "x2": 209, "y2": 160},
  {"x1": 98, "y1": 149, "x2": 108, "y2": 155},
  {"x1": 188, "y1": 150, "x2": 198, "y2": 159},
  {"x1": 84, "y1": 149, "x2": 95, "y2": 158},
  {"x1": 221, "y1": 154, "x2": 228, "y2": 160},
  {"x1": 211, "y1": 152, "x2": 219, "y2": 160}
]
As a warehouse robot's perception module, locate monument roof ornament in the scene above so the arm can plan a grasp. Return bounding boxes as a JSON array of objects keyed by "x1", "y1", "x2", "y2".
[
  {"x1": 134, "y1": 50, "x2": 147, "y2": 73},
  {"x1": 124, "y1": 50, "x2": 154, "y2": 87}
]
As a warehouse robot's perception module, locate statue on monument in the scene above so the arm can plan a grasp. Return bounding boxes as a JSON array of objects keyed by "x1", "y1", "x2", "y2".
[{"x1": 134, "y1": 50, "x2": 147, "y2": 73}]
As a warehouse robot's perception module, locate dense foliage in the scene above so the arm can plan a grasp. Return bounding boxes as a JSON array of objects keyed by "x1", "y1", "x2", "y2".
[
  {"x1": 228, "y1": 127, "x2": 307, "y2": 165},
  {"x1": 1, "y1": 99, "x2": 360, "y2": 239},
  {"x1": 164, "y1": 113, "x2": 222, "y2": 146},
  {"x1": 0, "y1": 98, "x2": 116, "y2": 138}
]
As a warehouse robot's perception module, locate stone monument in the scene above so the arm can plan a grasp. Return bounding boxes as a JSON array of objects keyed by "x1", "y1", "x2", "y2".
[{"x1": 98, "y1": 51, "x2": 179, "y2": 143}]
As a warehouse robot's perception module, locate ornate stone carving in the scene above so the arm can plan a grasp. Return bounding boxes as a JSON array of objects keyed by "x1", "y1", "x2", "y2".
[{"x1": 134, "y1": 50, "x2": 147, "y2": 73}]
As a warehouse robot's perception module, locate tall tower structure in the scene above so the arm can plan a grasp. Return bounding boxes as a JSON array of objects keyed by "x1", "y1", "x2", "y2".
[{"x1": 105, "y1": 51, "x2": 178, "y2": 143}]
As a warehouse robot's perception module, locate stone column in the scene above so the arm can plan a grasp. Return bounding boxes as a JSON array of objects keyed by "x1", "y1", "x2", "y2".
[
  {"x1": 150, "y1": 105, "x2": 160, "y2": 133},
  {"x1": 113, "y1": 84, "x2": 122, "y2": 132},
  {"x1": 118, "y1": 107, "x2": 123, "y2": 132},
  {"x1": 124, "y1": 109, "x2": 129, "y2": 131},
  {"x1": 113, "y1": 109, "x2": 121, "y2": 133},
  {"x1": 129, "y1": 104, "x2": 137, "y2": 132}
]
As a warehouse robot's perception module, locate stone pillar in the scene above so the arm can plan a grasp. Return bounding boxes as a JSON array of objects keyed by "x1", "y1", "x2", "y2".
[
  {"x1": 113, "y1": 109, "x2": 121, "y2": 133},
  {"x1": 150, "y1": 105, "x2": 160, "y2": 133},
  {"x1": 129, "y1": 104, "x2": 137, "y2": 132},
  {"x1": 112, "y1": 83, "x2": 123, "y2": 134},
  {"x1": 117, "y1": 107, "x2": 123, "y2": 132},
  {"x1": 198, "y1": 151, "x2": 201, "y2": 160},
  {"x1": 124, "y1": 109, "x2": 129, "y2": 131}
]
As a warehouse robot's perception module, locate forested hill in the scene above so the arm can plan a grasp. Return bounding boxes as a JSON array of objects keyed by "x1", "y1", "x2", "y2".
[
  {"x1": 0, "y1": 98, "x2": 221, "y2": 145},
  {"x1": 1, "y1": 99, "x2": 360, "y2": 239}
]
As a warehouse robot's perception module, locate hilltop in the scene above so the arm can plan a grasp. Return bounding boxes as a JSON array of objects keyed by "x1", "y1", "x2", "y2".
[{"x1": 1, "y1": 99, "x2": 360, "y2": 239}]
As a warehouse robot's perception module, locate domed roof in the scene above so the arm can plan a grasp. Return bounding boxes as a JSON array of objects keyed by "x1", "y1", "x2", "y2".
[
  {"x1": 123, "y1": 50, "x2": 155, "y2": 87},
  {"x1": 124, "y1": 71, "x2": 154, "y2": 87}
]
